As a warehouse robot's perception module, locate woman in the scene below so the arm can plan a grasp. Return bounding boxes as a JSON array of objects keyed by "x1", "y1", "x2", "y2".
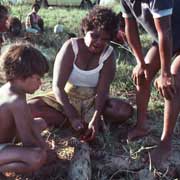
[{"x1": 29, "y1": 6, "x2": 133, "y2": 141}]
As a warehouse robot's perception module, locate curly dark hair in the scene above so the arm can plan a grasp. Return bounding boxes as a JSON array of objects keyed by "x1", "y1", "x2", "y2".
[
  {"x1": 1, "y1": 43, "x2": 49, "y2": 81},
  {"x1": 0, "y1": 5, "x2": 8, "y2": 21},
  {"x1": 80, "y1": 6, "x2": 119, "y2": 40},
  {"x1": 32, "y1": 3, "x2": 40, "y2": 10}
]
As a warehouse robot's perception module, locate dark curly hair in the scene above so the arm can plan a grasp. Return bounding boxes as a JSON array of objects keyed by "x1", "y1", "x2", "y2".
[
  {"x1": 0, "y1": 5, "x2": 8, "y2": 21},
  {"x1": 32, "y1": 3, "x2": 40, "y2": 10},
  {"x1": 81, "y1": 6, "x2": 119, "y2": 40},
  {"x1": 1, "y1": 43, "x2": 49, "y2": 81}
]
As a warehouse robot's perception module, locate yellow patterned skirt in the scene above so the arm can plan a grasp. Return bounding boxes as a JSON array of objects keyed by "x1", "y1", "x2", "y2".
[{"x1": 39, "y1": 82, "x2": 96, "y2": 123}]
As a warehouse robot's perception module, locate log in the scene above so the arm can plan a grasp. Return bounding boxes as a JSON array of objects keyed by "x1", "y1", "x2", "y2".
[{"x1": 68, "y1": 138, "x2": 91, "y2": 180}]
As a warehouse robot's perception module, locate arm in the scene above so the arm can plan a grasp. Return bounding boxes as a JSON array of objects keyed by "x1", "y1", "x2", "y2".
[
  {"x1": 154, "y1": 16, "x2": 172, "y2": 75},
  {"x1": 154, "y1": 16, "x2": 175, "y2": 99},
  {"x1": 85, "y1": 50, "x2": 116, "y2": 140},
  {"x1": 11, "y1": 98, "x2": 46, "y2": 148},
  {"x1": 125, "y1": 17, "x2": 149, "y2": 86},
  {"x1": 125, "y1": 18, "x2": 144, "y2": 66},
  {"x1": 52, "y1": 40, "x2": 83, "y2": 130}
]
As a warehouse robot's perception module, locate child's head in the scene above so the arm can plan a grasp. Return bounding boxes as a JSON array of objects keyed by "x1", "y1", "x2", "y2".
[
  {"x1": 81, "y1": 6, "x2": 119, "y2": 40},
  {"x1": 1, "y1": 42, "x2": 49, "y2": 82},
  {"x1": 32, "y1": 3, "x2": 40, "y2": 12},
  {"x1": 0, "y1": 5, "x2": 9, "y2": 31}
]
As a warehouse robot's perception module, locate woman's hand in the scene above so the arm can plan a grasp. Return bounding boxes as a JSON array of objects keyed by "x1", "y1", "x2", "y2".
[
  {"x1": 81, "y1": 120, "x2": 98, "y2": 142},
  {"x1": 154, "y1": 74, "x2": 176, "y2": 100},
  {"x1": 69, "y1": 117, "x2": 84, "y2": 132},
  {"x1": 132, "y1": 64, "x2": 149, "y2": 89}
]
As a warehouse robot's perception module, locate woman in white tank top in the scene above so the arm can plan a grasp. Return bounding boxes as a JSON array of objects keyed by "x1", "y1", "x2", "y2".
[{"x1": 29, "y1": 6, "x2": 133, "y2": 141}]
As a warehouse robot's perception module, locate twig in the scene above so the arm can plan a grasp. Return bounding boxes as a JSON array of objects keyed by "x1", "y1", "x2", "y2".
[
  {"x1": 111, "y1": 41, "x2": 135, "y2": 57},
  {"x1": 148, "y1": 151, "x2": 152, "y2": 171},
  {"x1": 109, "y1": 169, "x2": 136, "y2": 180},
  {"x1": 131, "y1": 145, "x2": 157, "y2": 157}
]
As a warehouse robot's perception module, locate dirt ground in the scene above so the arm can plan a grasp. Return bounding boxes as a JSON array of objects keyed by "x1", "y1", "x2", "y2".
[{"x1": 2, "y1": 107, "x2": 180, "y2": 180}]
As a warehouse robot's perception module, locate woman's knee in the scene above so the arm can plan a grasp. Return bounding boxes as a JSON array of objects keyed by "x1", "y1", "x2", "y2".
[
  {"x1": 103, "y1": 98, "x2": 133, "y2": 122},
  {"x1": 33, "y1": 118, "x2": 47, "y2": 132},
  {"x1": 118, "y1": 102, "x2": 133, "y2": 120}
]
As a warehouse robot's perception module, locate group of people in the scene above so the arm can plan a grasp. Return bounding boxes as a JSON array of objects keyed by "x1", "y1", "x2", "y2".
[
  {"x1": 0, "y1": 3, "x2": 43, "y2": 48},
  {"x1": 0, "y1": 0, "x2": 180, "y2": 176}
]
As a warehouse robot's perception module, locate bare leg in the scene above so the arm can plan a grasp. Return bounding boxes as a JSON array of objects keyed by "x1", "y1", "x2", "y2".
[
  {"x1": 128, "y1": 45, "x2": 160, "y2": 140},
  {"x1": 28, "y1": 98, "x2": 84, "y2": 131},
  {"x1": 28, "y1": 98, "x2": 66, "y2": 127},
  {"x1": 103, "y1": 97, "x2": 133, "y2": 123},
  {"x1": 151, "y1": 53, "x2": 180, "y2": 166},
  {"x1": 33, "y1": 117, "x2": 47, "y2": 132},
  {"x1": 0, "y1": 146, "x2": 46, "y2": 174}
]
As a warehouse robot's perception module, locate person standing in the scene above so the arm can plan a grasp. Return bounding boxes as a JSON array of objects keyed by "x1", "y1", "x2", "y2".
[{"x1": 120, "y1": 0, "x2": 180, "y2": 166}]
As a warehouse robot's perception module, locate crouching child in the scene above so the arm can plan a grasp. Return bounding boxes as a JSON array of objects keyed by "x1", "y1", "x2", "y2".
[{"x1": 0, "y1": 42, "x2": 49, "y2": 174}]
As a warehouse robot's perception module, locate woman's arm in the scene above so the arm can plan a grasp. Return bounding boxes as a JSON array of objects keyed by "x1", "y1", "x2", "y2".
[
  {"x1": 85, "y1": 50, "x2": 116, "y2": 139},
  {"x1": 52, "y1": 39, "x2": 83, "y2": 129}
]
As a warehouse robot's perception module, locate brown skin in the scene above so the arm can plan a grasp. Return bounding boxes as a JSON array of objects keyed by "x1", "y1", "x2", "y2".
[
  {"x1": 0, "y1": 12, "x2": 9, "y2": 48},
  {"x1": 29, "y1": 29, "x2": 133, "y2": 141},
  {"x1": 0, "y1": 75, "x2": 48, "y2": 174},
  {"x1": 53, "y1": 30, "x2": 131, "y2": 140},
  {"x1": 125, "y1": 15, "x2": 179, "y2": 166},
  {"x1": 151, "y1": 53, "x2": 180, "y2": 167}
]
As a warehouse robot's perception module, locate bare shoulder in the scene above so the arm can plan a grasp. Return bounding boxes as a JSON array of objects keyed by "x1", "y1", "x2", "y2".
[
  {"x1": 0, "y1": 84, "x2": 20, "y2": 106},
  {"x1": 104, "y1": 47, "x2": 116, "y2": 66},
  {"x1": 0, "y1": 84, "x2": 27, "y2": 114},
  {"x1": 58, "y1": 38, "x2": 73, "y2": 53}
]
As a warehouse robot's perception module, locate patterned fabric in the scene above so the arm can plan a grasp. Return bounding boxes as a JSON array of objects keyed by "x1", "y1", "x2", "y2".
[{"x1": 39, "y1": 82, "x2": 96, "y2": 123}]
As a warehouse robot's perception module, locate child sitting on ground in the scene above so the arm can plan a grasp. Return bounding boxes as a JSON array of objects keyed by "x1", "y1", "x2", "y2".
[
  {"x1": 25, "y1": 3, "x2": 44, "y2": 34},
  {"x1": 0, "y1": 42, "x2": 49, "y2": 174}
]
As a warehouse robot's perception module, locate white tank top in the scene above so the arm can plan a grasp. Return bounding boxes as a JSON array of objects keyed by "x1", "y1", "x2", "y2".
[{"x1": 68, "y1": 38, "x2": 113, "y2": 87}]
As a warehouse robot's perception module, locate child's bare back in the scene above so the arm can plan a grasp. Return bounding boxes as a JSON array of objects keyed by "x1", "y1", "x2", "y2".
[
  {"x1": 0, "y1": 83, "x2": 21, "y2": 143},
  {"x1": 0, "y1": 43, "x2": 49, "y2": 174}
]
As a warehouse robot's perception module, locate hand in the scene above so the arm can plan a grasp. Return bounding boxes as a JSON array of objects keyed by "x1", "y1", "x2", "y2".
[
  {"x1": 69, "y1": 118, "x2": 84, "y2": 132},
  {"x1": 154, "y1": 74, "x2": 176, "y2": 100},
  {"x1": 132, "y1": 64, "x2": 149, "y2": 89},
  {"x1": 81, "y1": 120, "x2": 98, "y2": 142}
]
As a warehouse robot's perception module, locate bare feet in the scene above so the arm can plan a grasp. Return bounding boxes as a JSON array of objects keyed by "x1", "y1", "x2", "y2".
[
  {"x1": 150, "y1": 142, "x2": 171, "y2": 169},
  {"x1": 128, "y1": 126, "x2": 151, "y2": 141}
]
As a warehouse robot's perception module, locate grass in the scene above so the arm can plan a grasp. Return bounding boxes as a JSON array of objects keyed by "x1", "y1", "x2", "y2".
[{"x1": 1, "y1": 3, "x2": 180, "y2": 180}]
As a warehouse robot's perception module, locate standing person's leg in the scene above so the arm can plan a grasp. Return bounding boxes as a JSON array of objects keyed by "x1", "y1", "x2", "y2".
[
  {"x1": 128, "y1": 44, "x2": 160, "y2": 140},
  {"x1": 0, "y1": 146, "x2": 46, "y2": 173},
  {"x1": 151, "y1": 53, "x2": 180, "y2": 164}
]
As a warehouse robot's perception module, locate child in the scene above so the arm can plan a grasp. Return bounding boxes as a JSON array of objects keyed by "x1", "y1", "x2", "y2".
[
  {"x1": 0, "y1": 42, "x2": 49, "y2": 174},
  {"x1": 0, "y1": 5, "x2": 9, "y2": 47},
  {"x1": 25, "y1": 3, "x2": 44, "y2": 34}
]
